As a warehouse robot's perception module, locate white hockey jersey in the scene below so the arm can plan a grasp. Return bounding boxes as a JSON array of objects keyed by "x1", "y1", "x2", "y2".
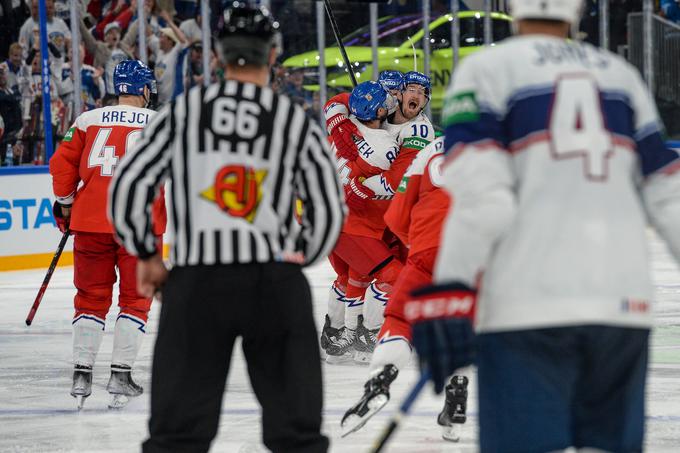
[
  {"x1": 336, "y1": 116, "x2": 400, "y2": 238},
  {"x1": 435, "y1": 35, "x2": 680, "y2": 333}
]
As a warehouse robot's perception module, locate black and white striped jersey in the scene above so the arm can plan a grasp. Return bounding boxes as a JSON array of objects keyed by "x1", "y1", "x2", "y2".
[{"x1": 109, "y1": 80, "x2": 346, "y2": 267}]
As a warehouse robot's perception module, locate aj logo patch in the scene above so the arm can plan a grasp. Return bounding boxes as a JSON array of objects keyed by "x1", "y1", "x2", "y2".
[{"x1": 201, "y1": 165, "x2": 267, "y2": 222}]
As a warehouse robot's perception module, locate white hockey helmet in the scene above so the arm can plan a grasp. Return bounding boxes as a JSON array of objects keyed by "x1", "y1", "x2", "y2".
[{"x1": 508, "y1": 0, "x2": 583, "y2": 25}]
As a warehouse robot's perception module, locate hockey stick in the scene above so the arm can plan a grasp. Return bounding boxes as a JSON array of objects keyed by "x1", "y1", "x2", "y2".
[
  {"x1": 323, "y1": 0, "x2": 358, "y2": 88},
  {"x1": 368, "y1": 370, "x2": 431, "y2": 453},
  {"x1": 25, "y1": 229, "x2": 70, "y2": 326}
]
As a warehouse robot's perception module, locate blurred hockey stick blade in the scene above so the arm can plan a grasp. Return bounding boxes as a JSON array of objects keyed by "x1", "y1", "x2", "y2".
[
  {"x1": 368, "y1": 369, "x2": 431, "y2": 453},
  {"x1": 25, "y1": 229, "x2": 70, "y2": 326}
]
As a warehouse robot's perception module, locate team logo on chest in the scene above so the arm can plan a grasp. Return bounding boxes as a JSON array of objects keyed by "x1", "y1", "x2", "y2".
[{"x1": 200, "y1": 165, "x2": 267, "y2": 222}]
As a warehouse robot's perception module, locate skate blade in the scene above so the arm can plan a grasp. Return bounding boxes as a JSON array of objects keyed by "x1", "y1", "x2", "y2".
[
  {"x1": 441, "y1": 423, "x2": 462, "y2": 442},
  {"x1": 340, "y1": 394, "x2": 389, "y2": 437},
  {"x1": 108, "y1": 394, "x2": 130, "y2": 409},
  {"x1": 326, "y1": 353, "x2": 354, "y2": 365},
  {"x1": 74, "y1": 395, "x2": 88, "y2": 410},
  {"x1": 353, "y1": 350, "x2": 372, "y2": 364}
]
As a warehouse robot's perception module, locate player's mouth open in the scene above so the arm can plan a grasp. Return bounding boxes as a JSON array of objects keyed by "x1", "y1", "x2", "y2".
[{"x1": 409, "y1": 101, "x2": 418, "y2": 110}]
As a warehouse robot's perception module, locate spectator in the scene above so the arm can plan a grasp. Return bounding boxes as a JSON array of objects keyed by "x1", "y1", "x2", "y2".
[
  {"x1": 121, "y1": 0, "x2": 167, "y2": 57},
  {"x1": 150, "y1": 9, "x2": 187, "y2": 104},
  {"x1": 80, "y1": 20, "x2": 133, "y2": 96},
  {"x1": 283, "y1": 68, "x2": 313, "y2": 112},
  {"x1": 661, "y1": 0, "x2": 680, "y2": 24},
  {"x1": 4, "y1": 43, "x2": 26, "y2": 92},
  {"x1": 178, "y1": 6, "x2": 202, "y2": 43},
  {"x1": 174, "y1": 40, "x2": 218, "y2": 98},
  {"x1": 18, "y1": 0, "x2": 71, "y2": 59},
  {"x1": 0, "y1": 0, "x2": 29, "y2": 61},
  {"x1": 93, "y1": 0, "x2": 137, "y2": 41},
  {"x1": 0, "y1": 63, "x2": 23, "y2": 165},
  {"x1": 175, "y1": 0, "x2": 196, "y2": 21},
  {"x1": 58, "y1": 43, "x2": 105, "y2": 113}
]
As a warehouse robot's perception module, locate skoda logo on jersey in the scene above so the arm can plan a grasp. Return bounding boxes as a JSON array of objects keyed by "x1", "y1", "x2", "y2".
[{"x1": 200, "y1": 165, "x2": 268, "y2": 222}]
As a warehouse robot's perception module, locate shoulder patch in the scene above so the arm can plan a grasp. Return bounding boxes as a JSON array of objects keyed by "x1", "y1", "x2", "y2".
[
  {"x1": 397, "y1": 176, "x2": 409, "y2": 193},
  {"x1": 63, "y1": 127, "x2": 75, "y2": 142},
  {"x1": 443, "y1": 91, "x2": 480, "y2": 126}
]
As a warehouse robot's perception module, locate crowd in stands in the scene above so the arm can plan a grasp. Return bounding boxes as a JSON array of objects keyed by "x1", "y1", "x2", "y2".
[
  {"x1": 0, "y1": 1, "x2": 675, "y2": 167},
  {"x1": 0, "y1": 0, "x2": 322, "y2": 167}
]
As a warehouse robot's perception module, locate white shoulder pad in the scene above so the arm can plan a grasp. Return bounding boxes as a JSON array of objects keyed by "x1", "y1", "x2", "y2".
[{"x1": 325, "y1": 100, "x2": 349, "y2": 121}]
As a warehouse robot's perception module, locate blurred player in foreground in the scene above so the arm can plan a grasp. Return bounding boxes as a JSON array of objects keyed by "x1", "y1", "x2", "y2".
[{"x1": 407, "y1": 0, "x2": 680, "y2": 451}]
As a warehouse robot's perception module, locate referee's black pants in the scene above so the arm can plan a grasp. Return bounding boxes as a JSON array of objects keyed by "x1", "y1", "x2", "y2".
[{"x1": 142, "y1": 263, "x2": 329, "y2": 453}]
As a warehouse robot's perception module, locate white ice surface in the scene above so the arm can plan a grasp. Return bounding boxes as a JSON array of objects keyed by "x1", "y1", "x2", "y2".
[{"x1": 1, "y1": 231, "x2": 679, "y2": 452}]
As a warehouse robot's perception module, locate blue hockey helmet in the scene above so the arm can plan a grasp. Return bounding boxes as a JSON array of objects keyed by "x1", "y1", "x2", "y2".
[
  {"x1": 113, "y1": 60, "x2": 156, "y2": 97},
  {"x1": 377, "y1": 70, "x2": 404, "y2": 92},
  {"x1": 349, "y1": 81, "x2": 389, "y2": 122},
  {"x1": 402, "y1": 71, "x2": 431, "y2": 98}
]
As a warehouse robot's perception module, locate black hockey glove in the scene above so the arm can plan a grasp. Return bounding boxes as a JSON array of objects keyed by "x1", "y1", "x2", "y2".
[{"x1": 405, "y1": 282, "x2": 477, "y2": 394}]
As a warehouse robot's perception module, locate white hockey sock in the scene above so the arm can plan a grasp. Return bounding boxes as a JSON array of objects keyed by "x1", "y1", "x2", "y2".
[
  {"x1": 72, "y1": 314, "x2": 105, "y2": 368},
  {"x1": 327, "y1": 283, "x2": 347, "y2": 329},
  {"x1": 369, "y1": 336, "x2": 412, "y2": 376},
  {"x1": 111, "y1": 314, "x2": 146, "y2": 368},
  {"x1": 344, "y1": 296, "x2": 364, "y2": 330},
  {"x1": 363, "y1": 282, "x2": 388, "y2": 330}
]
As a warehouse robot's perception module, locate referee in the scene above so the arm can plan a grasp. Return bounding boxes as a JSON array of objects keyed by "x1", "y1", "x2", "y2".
[{"x1": 108, "y1": 4, "x2": 345, "y2": 452}]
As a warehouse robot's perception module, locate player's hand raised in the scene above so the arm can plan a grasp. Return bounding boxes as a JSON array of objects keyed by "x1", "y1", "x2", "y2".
[
  {"x1": 405, "y1": 282, "x2": 477, "y2": 393},
  {"x1": 327, "y1": 113, "x2": 361, "y2": 161}
]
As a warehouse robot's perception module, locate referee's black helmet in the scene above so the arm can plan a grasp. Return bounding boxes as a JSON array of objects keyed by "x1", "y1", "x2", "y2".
[{"x1": 218, "y1": 2, "x2": 281, "y2": 66}]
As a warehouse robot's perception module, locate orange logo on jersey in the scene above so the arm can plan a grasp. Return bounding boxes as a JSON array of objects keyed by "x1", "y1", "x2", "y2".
[{"x1": 200, "y1": 165, "x2": 267, "y2": 222}]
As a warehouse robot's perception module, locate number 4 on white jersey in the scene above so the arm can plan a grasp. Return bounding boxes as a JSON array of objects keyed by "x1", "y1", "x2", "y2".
[{"x1": 549, "y1": 75, "x2": 614, "y2": 182}]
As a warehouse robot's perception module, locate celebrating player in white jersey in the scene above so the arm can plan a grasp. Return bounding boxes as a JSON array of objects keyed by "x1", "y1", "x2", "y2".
[
  {"x1": 406, "y1": 0, "x2": 680, "y2": 451},
  {"x1": 323, "y1": 81, "x2": 404, "y2": 363},
  {"x1": 322, "y1": 71, "x2": 435, "y2": 361}
]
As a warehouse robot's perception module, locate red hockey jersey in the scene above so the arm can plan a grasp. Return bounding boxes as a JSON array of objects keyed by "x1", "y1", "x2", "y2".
[
  {"x1": 50, "y1": 105, "x2": 166, "y2": 234},
  {"x1": 384, "y1": 137, "x2": 450, "y2": 256}
]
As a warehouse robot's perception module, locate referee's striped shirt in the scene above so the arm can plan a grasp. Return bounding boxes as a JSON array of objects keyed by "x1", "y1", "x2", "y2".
[{"x1": 108, "y1": 80, "x2": 346, "y2": 267}]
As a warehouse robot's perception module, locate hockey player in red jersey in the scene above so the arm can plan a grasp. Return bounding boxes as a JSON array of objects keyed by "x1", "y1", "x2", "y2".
[
  {"x1": 322, "y1": 71, "x2": 436, "y2": 360},
  {"x1": 49, "y1": 60, "x2": 166, "y2": 409},
  {"x1": 322, "y1": 81, "x2": 405, "y2": 363},
  {"x1": 340, "y1": 137, "x2": 468, "y2": 438}
]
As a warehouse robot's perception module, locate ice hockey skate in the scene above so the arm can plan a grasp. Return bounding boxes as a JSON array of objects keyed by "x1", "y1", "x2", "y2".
[
  {"x1": 325, "y1": 327, "x2": 356, "y2": 364},
  {"x1": 353, "y1": 315, "x2": 379, "y2": 364},
  {"x1": 437, "y1": 375, "x2": 468, "y2": 442},
  {"x1": 320, "y1": 314, "x2": 341, "y2": 361},
  {"x1": 70, "y1": 364, "x2": 93, "y2": 410},
  {"x1": 340, "y1": 364, "x2": 398, "y2": 436},
  {"x1": 106, "y1": 364, "x2": 143, "y2": 409}
]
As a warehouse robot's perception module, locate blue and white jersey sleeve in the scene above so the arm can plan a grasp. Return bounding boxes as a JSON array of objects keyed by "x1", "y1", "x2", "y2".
[{"x1": 434, "y1": 53, "x2": 517, "y2": 286}]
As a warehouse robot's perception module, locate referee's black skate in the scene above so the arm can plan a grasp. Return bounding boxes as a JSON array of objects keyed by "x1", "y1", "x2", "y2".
[
  {"x1": 70, "y1": 364, "x2": 92, "y2": 410},
  {"x1": 437, "y1": 375, "x2": 468, "y2": 442},
  {"x1": 107, "y1": 364, "x2": 143, "y2": 409},
  {"x1": 340, "y1": 364, "x2": 398, "y2": 437}
]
